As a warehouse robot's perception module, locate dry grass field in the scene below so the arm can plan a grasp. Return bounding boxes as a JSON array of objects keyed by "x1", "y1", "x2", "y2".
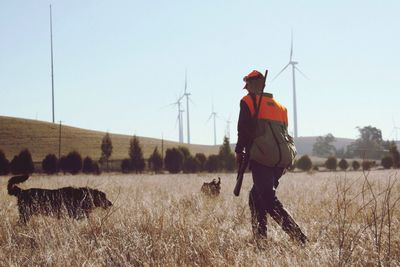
[{"x1": 1, "y1": 170, "x2": 399, "y2": 266}]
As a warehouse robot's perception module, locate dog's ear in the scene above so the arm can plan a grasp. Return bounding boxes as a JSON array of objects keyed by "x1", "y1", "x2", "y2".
[{"x1": 217, "y1": 177, "x2": 221, "y2": 184}]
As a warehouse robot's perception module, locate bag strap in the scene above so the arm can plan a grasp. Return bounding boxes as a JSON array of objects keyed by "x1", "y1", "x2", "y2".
[
  {"x1": 246, "y1": 70, "x2": 268, "y2": 153},
  {"x1": 249, "y1": 93, "x2": 261, "y2": 120}
]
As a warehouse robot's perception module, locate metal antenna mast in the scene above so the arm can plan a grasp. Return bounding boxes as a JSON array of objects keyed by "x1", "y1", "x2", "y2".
[{"x1": 50, "y1": 5, "x2": 55, "y2": 123}]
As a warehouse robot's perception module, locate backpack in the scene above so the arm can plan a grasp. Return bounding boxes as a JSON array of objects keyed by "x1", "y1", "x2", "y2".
[{"x1": 248, "y1": 94, "x2": 297, "y2": 168}]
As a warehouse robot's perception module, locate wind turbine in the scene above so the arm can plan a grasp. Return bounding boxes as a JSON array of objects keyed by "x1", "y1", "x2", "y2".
[
  {"x1": 272, "y1": 31, "x2": 307, "y2": 139},
  {"x1": 207, "y1": 104, "x2": 218, "y2": 145},
  {"x1": 165, "y1": 96, "x2": 185, "y2": 143},
  {"x1": 182, "y1": 70, "x2": 193, "y2": 144}
]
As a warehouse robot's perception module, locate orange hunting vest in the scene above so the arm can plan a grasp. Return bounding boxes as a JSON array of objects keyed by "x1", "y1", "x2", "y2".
[
  {"x1": 242, "y1": 94, "x2": 288, "y2": 125},
  {"x1": 242, "y1": 93, "x2": 296, "y2": 168}
]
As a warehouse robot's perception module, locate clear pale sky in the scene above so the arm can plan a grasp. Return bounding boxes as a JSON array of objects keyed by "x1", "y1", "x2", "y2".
[{"x1": 1, "y1": 1, "x2": 399, "y2": 145}]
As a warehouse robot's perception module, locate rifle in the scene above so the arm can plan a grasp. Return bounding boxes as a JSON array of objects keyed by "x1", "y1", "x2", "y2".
[
  {"x1": 233, "y1": 152, "x2": 250, "y2": 196},
  {"x1": 233, "y1": 69, "x2": 268, "y2": 196}
]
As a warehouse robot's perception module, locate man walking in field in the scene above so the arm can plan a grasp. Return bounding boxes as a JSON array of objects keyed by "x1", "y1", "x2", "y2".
[{"x1": 235, "y1": 70, "x2": 308, "y2": 244}]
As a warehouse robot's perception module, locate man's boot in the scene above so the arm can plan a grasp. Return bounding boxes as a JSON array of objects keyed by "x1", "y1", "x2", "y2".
[
  {"x1": 269, "y1": 199, "x2": 308, "y2": 245},
  {"x1": 249, "y1": 192, "x2": 267, "y2": 239}
]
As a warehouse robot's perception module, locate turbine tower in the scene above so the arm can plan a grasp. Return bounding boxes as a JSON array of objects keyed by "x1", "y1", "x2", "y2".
[
  {"x1": 49, "y1": 5, "x2": 55, "y2": 123},
  {"x1": 272, "y1": 31, "x2": 307, "y2": 138},
  {"x1": 207, "y1": 104, "x2": 218, "y2": 145},
  {"x1": 183, "y1": 70, "x2": 192, "y2": 144},
  {"x1": 166, "y1": 96, "x2": 185, "y2": 143},
  {"x1": 178, "y1": 103, "x2": 184, "y2": 143}
]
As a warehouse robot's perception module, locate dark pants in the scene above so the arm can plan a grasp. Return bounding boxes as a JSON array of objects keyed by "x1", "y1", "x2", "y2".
[{"x1": 248, "y1": 160, "x2": 307, "y2": 243}]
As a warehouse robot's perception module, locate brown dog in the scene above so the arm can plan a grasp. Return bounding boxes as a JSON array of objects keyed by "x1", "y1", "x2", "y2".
[
  {"x1": 201, "y1": 177, "x2": 221, "y2": 197},
  {"x1": 8, "y1": 175, "x2": 113, "y2": 224}
]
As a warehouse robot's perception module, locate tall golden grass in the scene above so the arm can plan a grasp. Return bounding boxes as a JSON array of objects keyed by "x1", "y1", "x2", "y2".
[{"x1": 0, "y1": 170, "x2": 399, "y2": 266}]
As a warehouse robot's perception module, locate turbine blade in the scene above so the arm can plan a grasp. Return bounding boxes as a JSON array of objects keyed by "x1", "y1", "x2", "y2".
[
  {"x1": 178, "y1": 94, "x2": 185, "y2": 102},
  {"x1": 271, "y1": 63, "x2": 290, "y2": 82},
  {"x1": 290, "y1": 30, "x2": 293, "y2": 61},
  {"x1": 206, "y1": 113, "x2": 213, "y2": 123},
  {"x1": 295, "y1": 66, "x2": 309, "y2": 80},
  {"x1": 189, "y1": 97, "x2": 196, "y2": 107},
  {"x1": 159, "y1": 101, "x2": 177, "y2": 110},
  {"x1": 184, "y1": 69, "x2": 187, "y2": 93}
]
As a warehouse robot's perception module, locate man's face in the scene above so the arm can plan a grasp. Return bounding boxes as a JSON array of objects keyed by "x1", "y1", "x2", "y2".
[{"x1": 246, "y1": 78, "x2": 265, "y2": 93}]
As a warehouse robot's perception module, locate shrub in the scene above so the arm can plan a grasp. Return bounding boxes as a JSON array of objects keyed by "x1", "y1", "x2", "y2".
[
  {"x1": 352, "y1": 160, "x2": 360, "y2": 171},
  {"x1": 82, "y1": 156, "x2": 94, "y2": 174},
  {"x1": 389, "y1": 145, "x2": 400, "y2": 168},
  {"x1": 178, "y1": 146, "x2": 191, "y2": 160},
  {"x1": 0, "y1": 150, "x2": 10, "y2": 175},
  {"x1": 362, "y1": 160, "x2": 372, "y2": 171},
  {"x1": 100, "y1": 132, "x2": 113, "y2": 171},
  {"x1": 148, "y1": 147, "x2": 163, "y2": 173},
  {"x1": 92, "y1": 162, "x2": 101, "y2": 175},
  {"x1": 338, "y1": 158, "x2": 349, "y2": 171},
  {"x1": 66, "y1": 151, "x2": 82, "y2": 174},
  {"x1": 10, "y1": 149, "x2": 34, "y2": 174},
  {"x1": 59, "y1": 156, "x2": 68, "y2": 174},
  {"x1": 183, "y1": 156, "x2": 200, "y2": 173},
  {"x1": 129, "y1": 136, "x2": 145, "y2": 173},
  {"x1": 218, "y1": 136, "x2": 236, "y2": 172},
  {"x1": 296, "y1": 155, "x2": 312, "y2": 172},
  {"x1": 381, "y1": 156, "x2": 393, "y2": 169},
  {"x1": 164, "y1": 148, "x2": 183, "y2": 174},
  {"x1": 312, "y1": 165, "x2": 319, "y2": 171},
  {"x1": 121, "y1": 158, "x2": 131, "y2": 173},
  {"x1": 205, "y1": 155, "x2": 221, "y2": 173},
  {"x1": 325, "y1": 156, "x2": 337, "y2": 171},
  {"x1": 195, "y1": 153, "x2": 207, "y2": 172},
  {"x1": 223, "y1": 153, "x2": 236, "y2": 172},
  {"x1": 42, "y1": 154, "x2": 58, "y2": 174}
]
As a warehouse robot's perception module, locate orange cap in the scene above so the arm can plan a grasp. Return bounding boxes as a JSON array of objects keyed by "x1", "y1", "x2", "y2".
[{"x1": 243, "y1": 70, "x2": 264, "y2": 89}]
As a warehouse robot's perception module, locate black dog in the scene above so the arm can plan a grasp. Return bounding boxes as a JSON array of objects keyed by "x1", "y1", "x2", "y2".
[
  {"x1": 201, "y1": 177, "x2": 221, "y2": 197},
  {"x1": 8, "y1": 175, "x2": 113, "y2": 224}
]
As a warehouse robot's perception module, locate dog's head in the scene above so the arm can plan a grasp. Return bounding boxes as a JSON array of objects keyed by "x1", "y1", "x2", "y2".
[
  {"x1": 90, "y1": 189, "x2": 113, "y2": 209},
  {"x1": 201, "y1": 177, "x2": 221, "y2": 196}
]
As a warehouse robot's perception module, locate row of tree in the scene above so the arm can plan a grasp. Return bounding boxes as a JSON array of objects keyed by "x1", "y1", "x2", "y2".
[
  {"x1": 116, "y1": 135, "x2": 236, "y2": 174},
  {"x1": 0, "y1": 149, "x2": 101, "y2": 175},
  {"x1": 295, "y1": 153, "x2": 398, "y2": 172},
  {"x1": 2, "y1": 133, "x2": 398, "y2": 175},
  {"x1": 312, "y1": 126, "x2": 399, "y2": 160},
  {"x1": 0, "y1": 134, "x2": 237, "y2": 175}
]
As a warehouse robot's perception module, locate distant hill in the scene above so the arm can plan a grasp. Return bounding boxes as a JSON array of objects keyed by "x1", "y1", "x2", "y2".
[
  {"x1": 1, "y1": 116, "x2": 397, "y2": 162},
  {"x1": 0, "y1": 116, "x2": 219, "y2": 162}
]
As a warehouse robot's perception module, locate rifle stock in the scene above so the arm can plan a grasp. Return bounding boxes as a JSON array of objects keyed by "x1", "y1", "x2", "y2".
[{"x1": 233, "y1": 154, "x2": 250, "y2": 196}]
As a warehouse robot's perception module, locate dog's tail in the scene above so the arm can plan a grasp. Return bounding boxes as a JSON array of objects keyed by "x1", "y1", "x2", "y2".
[{"x1": 8, "y1": 175, "x2": 29, "y2": 196}]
